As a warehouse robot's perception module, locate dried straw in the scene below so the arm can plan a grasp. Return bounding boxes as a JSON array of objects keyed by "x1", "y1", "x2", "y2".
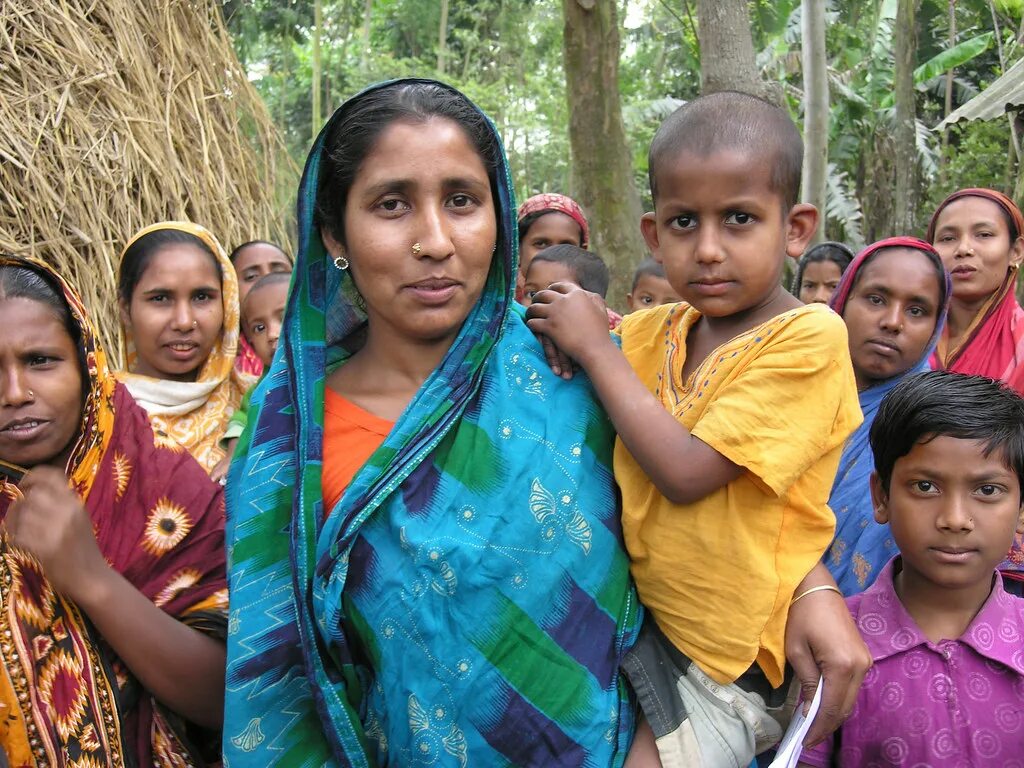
[{"x1": 0, "y1": 0, "x2": 295, "y2": 362}]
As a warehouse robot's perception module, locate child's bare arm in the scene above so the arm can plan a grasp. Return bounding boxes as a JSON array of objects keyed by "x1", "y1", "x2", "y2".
[{"x1": 528, "y1": 283, "x2": 742, "y2": 504}]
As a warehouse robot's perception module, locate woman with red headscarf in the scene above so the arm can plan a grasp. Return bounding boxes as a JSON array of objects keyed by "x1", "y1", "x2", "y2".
[{"x1": 928, "y1": 188, "x2": 1024, "y2": 391}]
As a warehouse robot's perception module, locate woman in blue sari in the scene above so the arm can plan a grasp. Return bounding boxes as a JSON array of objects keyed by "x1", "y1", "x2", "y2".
[
  {"x1": 825, "y1": 237, "x2": 951, "y2": 594},
  {"x1": 223, "y1": 80, "x2": 870, "y2": 767}
]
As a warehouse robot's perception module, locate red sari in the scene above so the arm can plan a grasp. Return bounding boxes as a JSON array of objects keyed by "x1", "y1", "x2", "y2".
[{"x1": 0, "y1": 257, "x2": 227, "y2": 768}]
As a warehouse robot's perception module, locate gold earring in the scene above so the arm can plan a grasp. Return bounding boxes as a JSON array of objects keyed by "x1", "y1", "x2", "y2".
[
  {"x1": 412, "y1": 242, "x2": 422, "y2": 256},
  {"x1": 333, "y1": 254, "x2": 349, "y2": 270}
]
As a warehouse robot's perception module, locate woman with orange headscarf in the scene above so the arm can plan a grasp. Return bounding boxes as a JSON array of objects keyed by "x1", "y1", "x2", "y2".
[
  {"x1": 116, "y1": 222, "x2": 253, "y2": 479},
  {"x1": 928, "y1": 188, "x2": 1024, "y2": 391}
]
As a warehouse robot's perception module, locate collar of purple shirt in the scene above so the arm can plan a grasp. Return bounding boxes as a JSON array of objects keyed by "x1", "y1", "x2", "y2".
[{"x1": 854, "y1": 557, "x2": 1024, "y2": 675}]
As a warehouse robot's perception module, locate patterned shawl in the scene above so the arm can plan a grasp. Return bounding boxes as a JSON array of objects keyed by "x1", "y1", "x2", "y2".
[
  {"x1": 927, "y1": 188, "x2": 1024, "y2": 394},
  {"x1": 223, "y1": 79, "x2": 641, "y2": 767},
  {"x1": 0, "y1": 256, "x2": 228, "y2": 768},
  {"x1": 117, "y1": 221, "x2": 253, "y2": 472},
  {"x1": 825, "y1": 238, "x2": 952, "y2": 594}
]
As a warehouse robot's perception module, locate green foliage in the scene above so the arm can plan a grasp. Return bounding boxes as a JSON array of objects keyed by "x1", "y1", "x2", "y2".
[{"x1": 222, "y1": 0, "x2": 1020, "y2": 248}]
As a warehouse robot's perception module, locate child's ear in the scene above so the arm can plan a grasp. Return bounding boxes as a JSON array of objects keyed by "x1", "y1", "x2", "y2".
[
  {"x1": 870, "y1": 471, "x2": 891, "y2": 524},
  {"x1": 640, "y1": 213, "x2": 662, "y2": 263},
  {"x1": 1016, "y1": 501, "x2": 1024, "y2": 535},
  {"x1": 785, "y1": 203, "x2": 819, "y2": 260}
]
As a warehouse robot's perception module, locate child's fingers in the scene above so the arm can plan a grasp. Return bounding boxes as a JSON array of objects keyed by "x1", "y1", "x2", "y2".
[{"x1": 539, "y1": 335, "x2": 566, "y2": 377}]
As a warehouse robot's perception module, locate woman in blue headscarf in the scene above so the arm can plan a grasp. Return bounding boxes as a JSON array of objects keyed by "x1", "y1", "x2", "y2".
[
  {"x1": 825, "y1": 237, "x2": 951, "y2": 594},
  {"x1": 223, "y1": 79, "x2": 870, "y2": 767}
]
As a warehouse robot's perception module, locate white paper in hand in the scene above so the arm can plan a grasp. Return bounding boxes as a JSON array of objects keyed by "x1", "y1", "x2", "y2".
[{"x1": 768, "y1": 676, "x2": 823, "y2": 768}]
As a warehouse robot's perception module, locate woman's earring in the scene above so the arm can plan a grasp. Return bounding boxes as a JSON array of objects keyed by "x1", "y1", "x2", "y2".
[{"x1": 333, "y1": 254, "x2": 349, "y2": 270}]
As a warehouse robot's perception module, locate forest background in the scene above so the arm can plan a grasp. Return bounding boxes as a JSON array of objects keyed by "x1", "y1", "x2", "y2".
[{"x1": 223, "y1": 0, "x2": 1024, "y2": 302}]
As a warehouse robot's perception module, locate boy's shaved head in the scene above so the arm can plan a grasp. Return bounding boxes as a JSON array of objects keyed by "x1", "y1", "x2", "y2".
[{"x1": 649, "y1": 91, "x2": 803, "y2": 210}]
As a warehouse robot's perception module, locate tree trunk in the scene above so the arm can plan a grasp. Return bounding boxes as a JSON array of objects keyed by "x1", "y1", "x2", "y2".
[
  {"x1": 939, "y1": 0, "x2": 955, "y2": 187},
  {"x1": 311, "y1": 0, "x2": 323, "y2": 140},
  {"x1": 695, "y1": 0, "x2": 780, "y2": 103},
  {"x1": 360, "y1": 0, "x2": 373, "y2": 70},
  {"x1": 892, "y1": 0, "x2": 920, "y2": 235},
  {"x1": 801, "y1": 0, "x2": 829, "y2": 242},
  {"x1": 437, "y1": 0, "x2": 449, "y2": 75},
  {"x1": 562, "y1": 0, "x2": 646, "y2": 308}
]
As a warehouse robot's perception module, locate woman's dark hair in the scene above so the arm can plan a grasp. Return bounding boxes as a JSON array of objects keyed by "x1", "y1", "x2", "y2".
[
  {"x1": 844, "y1": 244, "x2": 949, "y2": 316},
  {"x1": 229, "y1": 240, "x2": 292, "y2": 265},
  {"x1": 871, "y1": 371, "x2": 1024, "y2": 496},
  {"x1": 118, "y1": 229, "x2": 221, "y2": 303},
  {"x1": 314, "y1": 81, "x2": 501, "y2": 247},
  {"x1": 0, "y1": 260, "x2": 87, "y2": 381},
  {"x1": 792, "y1": 241, "x2": 854, "y2": 293}
]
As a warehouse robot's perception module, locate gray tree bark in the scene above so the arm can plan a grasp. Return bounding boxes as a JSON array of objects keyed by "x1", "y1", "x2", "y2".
[
  {"x1": 893, "y1": 0, "x2": 920, "y2": 235},
  {"x1": 562, "y1": 0, "x2": 646, "y2": 308},
  {"x1": 801, "y1": 0, "x2": 829, "y2": 241},
  {"x1": 696, "y1": 0, "x2": 781, "y2": 103}
]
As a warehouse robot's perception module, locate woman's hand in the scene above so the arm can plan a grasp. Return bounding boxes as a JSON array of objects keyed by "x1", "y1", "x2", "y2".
[
  {"x1": 785, "y1": 563, "x2": 872, "y2": 748},
  {"x1": 526, "y1": 282, "x2": 614, "y2": 376},
  {"x1": 6, "y1": 467, "x2": 109, "y2": 601}
]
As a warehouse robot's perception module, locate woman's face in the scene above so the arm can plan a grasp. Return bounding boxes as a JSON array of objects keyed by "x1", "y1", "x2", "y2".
[
  {"x1": 798, "y1": 259, "x2": 843, "y2": 305},
  {"x1": 325, "y1": 117, "x2": 497, "y2": 347},
  {"x1": 842, "y1": 248, "x2": 942, "y2": 390},
  {"x1": 931, "y1": 196, "x2": 1024, "y2": 305},
  {"x1": 120, "y1": 245, "x2": 224, "y2": 382},
  {"x1": 233, "y1": 243, "x2": 292, "y2": 303},
  {"x1": 0, "y1": 298, "x2": 84, "y2": 469}
]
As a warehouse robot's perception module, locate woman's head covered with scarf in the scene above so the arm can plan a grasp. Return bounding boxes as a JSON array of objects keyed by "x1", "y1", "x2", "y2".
[
  {"x1": 824, "y1": 237, "x2": 952, "y2": 595},
  {"x1": 223, "y1": 79, "x2": 639, "y2": 767},
  {"x1": 927, "y1": 188, "x2": 1024, "y2": 306},
  {"x1": 831, "y1": 236, "x2": 950, "y2": 390}
]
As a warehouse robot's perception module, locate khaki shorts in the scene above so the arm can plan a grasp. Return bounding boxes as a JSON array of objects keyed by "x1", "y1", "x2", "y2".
[{"x1": 622, "y1": 616, "x2": 793, "y2": 768}]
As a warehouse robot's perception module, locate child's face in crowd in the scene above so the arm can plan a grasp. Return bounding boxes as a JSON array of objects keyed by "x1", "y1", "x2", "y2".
[
  {"x1": 798, "y1": 260, "x2": 843, "y2": 305},
  {"x1": 932, "y1": 196, "x2": 1024, "y2": 306},
  {"x1": 871, "y1": 436, "x2": 1024, "y2": 593},
  {"x1": 243, "y1": 283, "x2": 289, "y2": 367},
  {"x1": 626, "y1": 273, "x2": 682, "y2": 312},
  {"x1": 842, "y1": 248, "x2": 941, "y2": 390},
  {"x1": 522, "y1": 260, "x2": 578, "y2": 306},
  {"x1": 640, "y1": 150, "x2": 815, "y2": 320},
  {"x1": 233, "y1": 243, "x2": 292, "y2": 303},
  {"x1": 519, "y1": 213, "x2": 583, "y2": 280}
]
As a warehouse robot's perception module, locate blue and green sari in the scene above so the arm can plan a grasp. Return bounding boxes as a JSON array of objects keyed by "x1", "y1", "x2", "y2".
[{"x1": 223, "y1": 79, "x2": 641, "y2": 767}]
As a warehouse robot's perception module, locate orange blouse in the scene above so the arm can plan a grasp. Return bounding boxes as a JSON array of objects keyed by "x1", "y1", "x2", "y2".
[{"x1": 322, "y1": 387, "x2": 394, "y2": 514}]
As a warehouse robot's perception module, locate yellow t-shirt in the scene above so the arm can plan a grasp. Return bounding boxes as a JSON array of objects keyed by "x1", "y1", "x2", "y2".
[{"x1": 616, "y1": 302, "x2": 862, "y2": 687}]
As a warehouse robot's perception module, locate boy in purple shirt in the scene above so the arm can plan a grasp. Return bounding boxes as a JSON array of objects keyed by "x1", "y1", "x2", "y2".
[{"x1": 801, "y1": 371, "x2": 1024, "y2": 767}]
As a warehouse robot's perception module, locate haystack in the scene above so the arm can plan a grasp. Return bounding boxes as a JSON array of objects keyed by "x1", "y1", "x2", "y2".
[{"x1": 0, "y1": 0, "x2": 295, "y2": 361}]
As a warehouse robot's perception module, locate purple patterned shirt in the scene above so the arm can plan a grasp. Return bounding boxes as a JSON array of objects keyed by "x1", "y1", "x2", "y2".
[{"x1": 801, "y1": 557, "x2": 1024, "y2": 767}]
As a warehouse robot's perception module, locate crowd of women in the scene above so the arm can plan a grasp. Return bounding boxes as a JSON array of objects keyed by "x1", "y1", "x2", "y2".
[{"x1": 0, "y1": 76, "x2": 1022, "y2": 767}]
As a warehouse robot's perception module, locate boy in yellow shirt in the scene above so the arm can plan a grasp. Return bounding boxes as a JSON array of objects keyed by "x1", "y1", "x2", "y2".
[{"x1": 528, "y1": 92, "x2": 864, "y2": 766}]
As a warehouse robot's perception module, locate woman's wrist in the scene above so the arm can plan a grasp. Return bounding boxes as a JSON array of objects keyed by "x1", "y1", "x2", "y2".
[{"x1": 69, "y1": 558, "x2": 118, "y2": 613}]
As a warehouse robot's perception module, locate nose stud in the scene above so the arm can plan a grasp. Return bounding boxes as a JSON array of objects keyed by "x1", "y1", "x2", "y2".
[
  {"x1": 27, "y1": 390, "x2": 34, "y2": 399},
  {"x1": 192, "y1": 320, "x2": 198, "y2": 328},
  {"x1": 412, "y1": 242, "x2": 422, "y2": 256}
]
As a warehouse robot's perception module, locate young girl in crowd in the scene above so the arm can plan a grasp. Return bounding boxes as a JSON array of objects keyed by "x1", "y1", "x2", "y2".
[
  {"x1": 626, "y1": 258, "x2": 681, "y2": 312},
  {"x1": 116, "y1": 222, "x2": 253, "y2": 479},
  {"x1": 521, "y1": 244, "x2": 610, "y2": 305},
  {"x1": 219, "y1": 272, "x2": 290, "y2": 467},
  {"x1": 802, "y1": 372, "x2": 1024, "y2": 767},
  {"x1": 792, "y1": 241, "x2": 854, "y2": 305},
  {"x1": 825, "y1": 237, "x2": 950, "y2": 595},
  {"x1": 0, "y1": 256, "x2": 227, "y2": 767},
  {"x1": 529, "y1": 91, "x2": 868, "y2": 767},
  {"x1": 516, "y1": 192, "x2": 589, "y2": 302},
  {"x1": 228, "y1": 240, "x2": 292, "y2": 377},
  {"x1": 928, "y1": 188, "x2": 1024, "y2": 391}
]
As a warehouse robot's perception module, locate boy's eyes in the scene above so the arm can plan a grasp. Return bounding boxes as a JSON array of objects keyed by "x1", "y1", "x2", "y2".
[
  {"x1": 724, "y1": 212, "x2": 754, "y2": 225},
  {"x1": 913, "y1": 480, "x2": 938, "y2": 494}
]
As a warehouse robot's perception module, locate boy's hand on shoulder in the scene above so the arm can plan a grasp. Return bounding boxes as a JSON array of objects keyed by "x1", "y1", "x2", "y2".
[{"x1": 526, "y1": 282, "x2": 614, "y2": 373}]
